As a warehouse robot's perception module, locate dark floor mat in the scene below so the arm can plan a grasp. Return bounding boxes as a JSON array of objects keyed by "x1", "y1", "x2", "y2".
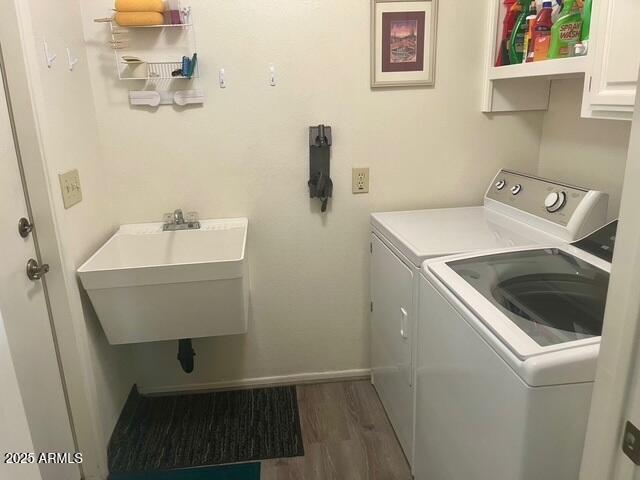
[
  {"x1": 108, "y1": 385, "x2": 304, "y2": 474},
  {"x1": 108, "y1": 462, "x2": 260, "y2": 480}
]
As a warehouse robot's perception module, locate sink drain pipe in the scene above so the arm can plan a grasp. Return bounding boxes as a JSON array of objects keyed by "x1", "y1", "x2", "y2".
[{"x1": 177, "y1": 338, "x2": 195, "y2": 373}]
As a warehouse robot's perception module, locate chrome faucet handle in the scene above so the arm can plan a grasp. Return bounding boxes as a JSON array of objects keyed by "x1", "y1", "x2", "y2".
[
  {"x1": 173, "y1": 209, "x2": 185, "y2": 225},
  {"x1": 162, "y1": 209, "x2": 201, "y2": 231}
]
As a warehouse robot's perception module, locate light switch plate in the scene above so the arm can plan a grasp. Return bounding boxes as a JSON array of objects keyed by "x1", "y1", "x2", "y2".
[
  {"x1": 58, "y1": 169, "x2": 82, "y2": 209},
  {"x1": 352, "y1": 167, "x2": 369, "y2": 194}
]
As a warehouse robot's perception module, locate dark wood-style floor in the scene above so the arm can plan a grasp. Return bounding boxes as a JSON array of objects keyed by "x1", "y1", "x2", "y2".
[{"x1": 261, "y1": 380, "x2": 412, "y2": 480}]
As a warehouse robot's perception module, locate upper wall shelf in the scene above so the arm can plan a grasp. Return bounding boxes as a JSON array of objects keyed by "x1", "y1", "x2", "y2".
[
  {"x1": 481, "y1": 0, "x2": 591, "y2": 113},
  {"x1": 124, "y1": 23, "x2": 193, "y2": 29},
  {"x1": 482, "y1": 0, "x2": 639, "y2": 120},
  {"x1": 105, "y1": 13, "x2": 197, "y2": 82},
  {"x1": 488, "y1": 56, "x2": 588, "y2": 81}
]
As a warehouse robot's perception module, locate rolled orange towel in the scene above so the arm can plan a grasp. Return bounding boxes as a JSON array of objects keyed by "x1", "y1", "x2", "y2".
[
  {"x1": 115, "y1": 0, "x2": 164, "y2": 13},
  {"x1": 115, "y1": 11, "x2": 164, "y2": 26}
]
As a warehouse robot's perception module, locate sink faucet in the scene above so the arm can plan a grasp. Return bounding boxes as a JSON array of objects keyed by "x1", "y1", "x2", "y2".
[
  {"x1": 174, "y1": 209, "x2": 185, "y2": 225},
  {"x1": 163, "y1": 209, "x2": 200, "y2": 231}
]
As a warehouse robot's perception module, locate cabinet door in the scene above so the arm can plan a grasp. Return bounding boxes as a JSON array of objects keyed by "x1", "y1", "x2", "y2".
[
  {"x1": 370, "y1": 233, "x2": 414, "y2": 458},
  {"x1": 586, "y1": 0, "x2": 640, "y2": 119}
]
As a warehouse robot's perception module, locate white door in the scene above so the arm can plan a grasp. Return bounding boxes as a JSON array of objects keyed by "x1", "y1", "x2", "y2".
[
  {"x1": 580, "y1": 73, "x2": 640, "y2": 479},
  {"x1": 0, "y1": 53, "x2": 80, "y2": 479},
  {"x1": 585, "y1": 0, "x2": 640, "y2": 119},
  {"x1": 0, "y1": 307, "x2": 42, "y2": 480},
  {"x1": 370, "y1": 233, "x2": 414, "y2": 459}
]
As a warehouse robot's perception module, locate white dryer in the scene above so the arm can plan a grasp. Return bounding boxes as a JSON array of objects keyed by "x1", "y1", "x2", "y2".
[
  {"x1": 369, "y1": 169, "x2": 608, "y2": 464},
  {"x1": 415, "y1": 221, "x2": 617, "y2": 480}
]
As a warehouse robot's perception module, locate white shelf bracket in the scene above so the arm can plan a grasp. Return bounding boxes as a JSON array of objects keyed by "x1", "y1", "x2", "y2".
[
  {"x1": 43, "y1": 40, "x2": 56, "y2": 69},
  {"x1": 66, "y1": 48, "x2": 79, "y2": 71}
]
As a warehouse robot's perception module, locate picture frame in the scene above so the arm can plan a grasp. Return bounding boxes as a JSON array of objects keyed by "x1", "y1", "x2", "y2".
[{"x1": 370, "y1": 0, "x2": 438, "y2": 88}]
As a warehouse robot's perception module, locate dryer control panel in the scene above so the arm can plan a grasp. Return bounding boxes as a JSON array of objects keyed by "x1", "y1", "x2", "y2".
[{"x1": 484, "y1": 169, "x2": 609, "y2": 241}]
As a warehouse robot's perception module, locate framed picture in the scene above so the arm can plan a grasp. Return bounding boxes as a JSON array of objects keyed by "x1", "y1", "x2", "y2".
[{"x1": 371, "y1": 0, "x2": 437, "y2": 88}]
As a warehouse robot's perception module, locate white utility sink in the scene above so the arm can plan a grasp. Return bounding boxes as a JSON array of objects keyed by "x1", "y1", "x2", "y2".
[{"x1": 78, "y1": 218, "x2": 249, "y2": 345}]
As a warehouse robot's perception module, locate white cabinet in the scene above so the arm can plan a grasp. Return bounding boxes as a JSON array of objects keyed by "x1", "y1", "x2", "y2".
[
  {"x1": 482, "y1": 0, "x2": 640, "y2": 120},
  {"x1": 370, "y1": 233, "x2": 414, "y2": 460},
  {"x1": 583, "y1": 0, "x2": 640, "y2": 120}
]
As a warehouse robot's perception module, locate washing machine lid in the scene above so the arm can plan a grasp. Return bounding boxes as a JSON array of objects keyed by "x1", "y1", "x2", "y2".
[
  {"x1": 427, "y1": 244, "x2": 612, "y2": 361},
  {"x1": 371, "y1": 206, "x2": 558, "y2": 267}
]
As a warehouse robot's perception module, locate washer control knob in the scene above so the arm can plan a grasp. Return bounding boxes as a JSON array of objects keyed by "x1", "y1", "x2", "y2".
[
  {"x1": 495, "y1": 179, "x2": 506, "y2": 190},
  {"x1": 545, "y1": 191, "x2": 566, "y2": 212},
  {"x1": 510, "y1": 184, "x2": 522, "y2": 195}
]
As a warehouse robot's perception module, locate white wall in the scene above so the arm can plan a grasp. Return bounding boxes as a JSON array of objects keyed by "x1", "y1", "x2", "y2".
[
  {"x1": 539, "y1": 79, "x2": 631, "y2": 220},
  {"x1": 2, "y1": 1, "x2": 631, "y2": 476},
  {"x1": 80, "y1": 0, "x2": 544, "y2": 392},
  {"x1": 3, "y1": 0, "x2": 136, "y2": 477}
]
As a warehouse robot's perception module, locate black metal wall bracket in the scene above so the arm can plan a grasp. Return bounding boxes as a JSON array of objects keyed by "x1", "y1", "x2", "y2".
[
  {"x1": 308, "y1": 125, "x2": 333, "y2": 212},
  {"x1": 177, "y1": 338, "x2": 195, "y2": 373}
]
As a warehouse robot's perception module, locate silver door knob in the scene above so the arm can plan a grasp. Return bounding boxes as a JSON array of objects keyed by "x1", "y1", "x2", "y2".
[
  {"x1": 26, "y1": 258, "x2": 49, "y2": 281},
  {"x1": 18, "y1": 217, "x2": 33, "y2": 238}
]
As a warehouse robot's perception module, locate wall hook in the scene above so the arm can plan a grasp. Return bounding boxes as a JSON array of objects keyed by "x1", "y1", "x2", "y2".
[
  {"x1": 269, "y1": 63, "x2": 276, "y2": 86},
  {"x1": 43, "y1": 40, "x2": 56, "y2": 68},
  {"x1": 66, "y1": 48, "x2": 79, "y2": 71},
  {"x1": 219, "y1": 68, "x2": 226, "y2": 88}
]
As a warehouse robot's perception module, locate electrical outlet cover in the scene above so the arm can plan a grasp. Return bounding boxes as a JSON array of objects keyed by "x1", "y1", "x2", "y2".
[
  {"x1": 352, "y1": 167, "x2": 370, "y2": 194},
  {"x1": 59, "y1": 169, "x2": 82, "y2": 209}
]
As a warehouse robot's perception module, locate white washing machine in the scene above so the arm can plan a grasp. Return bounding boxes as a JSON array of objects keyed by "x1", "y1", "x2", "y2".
[
  {"x1": 415, "y1": 220, "x2": 617, "y2": 480},
  {"x1": 369, "y1": 169, "x2": 609, "y2": 464}
]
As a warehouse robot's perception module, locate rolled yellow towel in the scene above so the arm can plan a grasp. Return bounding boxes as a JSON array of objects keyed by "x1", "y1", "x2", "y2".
[
  {"x1": 115, "y1": 0, "x2": 164, "y2": 13},
  {"x1": 115, "y1": 11, "x2": 164, "y2": 26}
]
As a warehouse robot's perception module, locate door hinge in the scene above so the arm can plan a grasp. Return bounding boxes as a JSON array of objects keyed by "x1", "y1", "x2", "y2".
[
  {"x1": 588, "y1": 76, "x2": 592, "y2": 92},
  {"x1": 370, "y1": 301, "x2": 373, "y2": 312},
  {"x1": 623, "y1": 420, "x2": 640, "y2": 465},
  {"x1": 370, "y1": 242, "x2": 372, "y2": 254}
]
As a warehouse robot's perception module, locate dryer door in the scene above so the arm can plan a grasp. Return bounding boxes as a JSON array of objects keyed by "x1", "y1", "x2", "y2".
[{"x1": 370, "y1": 233, "x2": 413, "y2": 459}]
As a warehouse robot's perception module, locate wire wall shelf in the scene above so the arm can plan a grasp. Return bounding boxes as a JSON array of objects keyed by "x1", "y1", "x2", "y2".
[
  {"x1": 98, "y1": 6, "x2": 203, "y2": 106},
  {"x1": 118, "y1": 61, "x2": 199, "y2": 81},
  {"x1": 107, "y1": 11, "x2": 198, "y2": 83},
  {"x1": 124, "y1": 23, "x2": 193, "y2": 28}
]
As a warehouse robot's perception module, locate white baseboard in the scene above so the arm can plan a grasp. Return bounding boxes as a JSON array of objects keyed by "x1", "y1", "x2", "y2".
[{"x1": 138, "y1": 368, "x2": 372, "y2": 395}]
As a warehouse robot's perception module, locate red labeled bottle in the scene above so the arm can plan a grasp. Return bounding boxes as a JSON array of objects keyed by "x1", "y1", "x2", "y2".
[{"x1": 496, "y1": 0, "x2": 519, "y2": 66}]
